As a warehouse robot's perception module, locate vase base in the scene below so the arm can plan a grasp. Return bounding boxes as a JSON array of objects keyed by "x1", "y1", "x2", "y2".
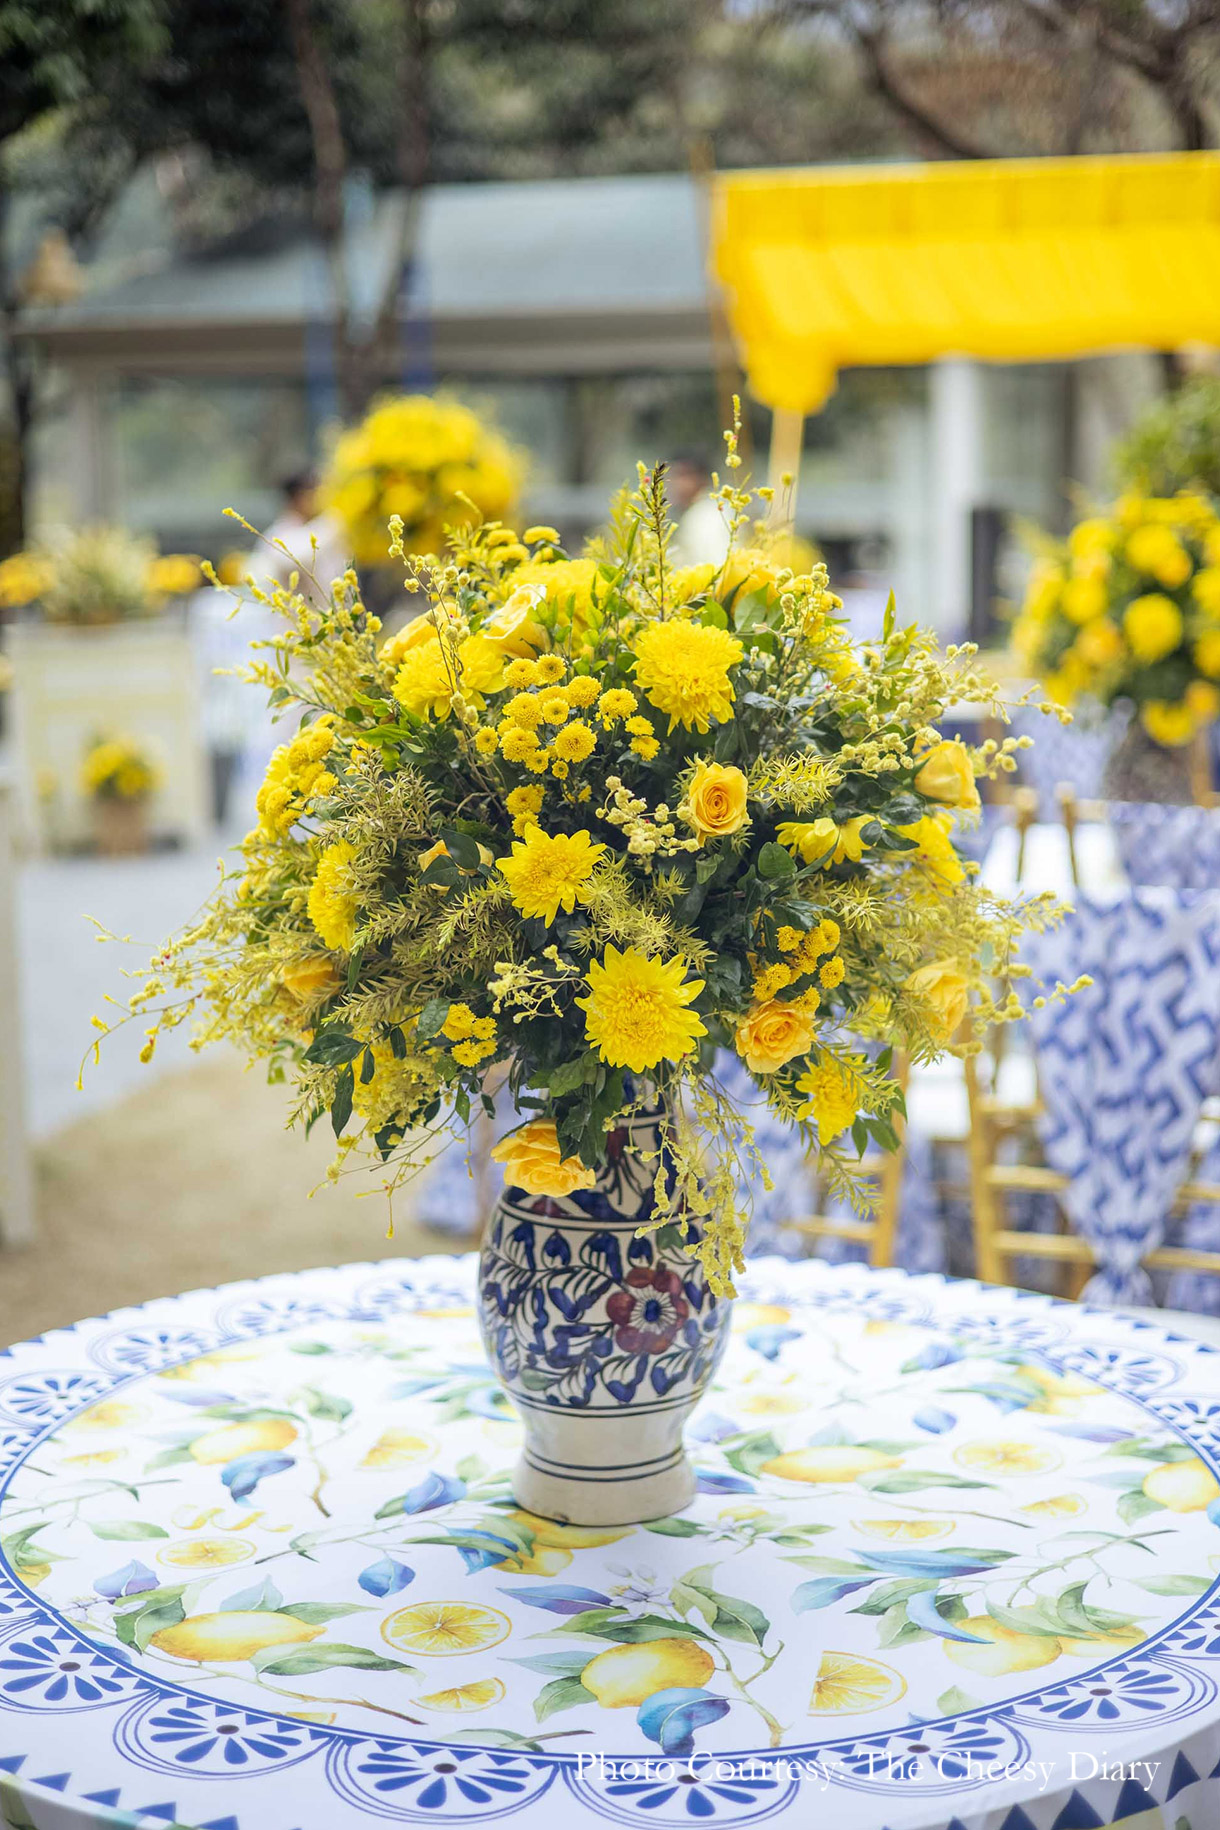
[{"x1": 511, "y1": 1446, "x2": 696, "y2": 1527}]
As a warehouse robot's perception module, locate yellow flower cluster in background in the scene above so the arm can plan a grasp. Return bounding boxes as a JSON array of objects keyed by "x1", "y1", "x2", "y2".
[
  {"x1": 321, "y1": 393, "x2": 522, "y2": 567},
  {"x1": 0, "y1": 525, "x2": 199, "y2": 625},
  {"x1": 80, "y1": 733, "x2": 159, "y2": 802},
  {"x1": 1012, "y1": 491, "x2": 1220, "y2": 745},
  {"x1": 100, "y1": 430, "x2": 1059, "y2": 1293}
]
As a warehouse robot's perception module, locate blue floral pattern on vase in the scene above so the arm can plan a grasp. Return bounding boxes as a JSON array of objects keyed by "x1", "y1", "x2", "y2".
[{"x1": 478, "y1": 1103, "x2": 731, "y2": 1522}]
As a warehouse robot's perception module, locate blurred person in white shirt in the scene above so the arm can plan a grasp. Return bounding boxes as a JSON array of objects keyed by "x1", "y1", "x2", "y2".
[{"x1": 668, "y1": 451, "x2": 731, "y2": 568}]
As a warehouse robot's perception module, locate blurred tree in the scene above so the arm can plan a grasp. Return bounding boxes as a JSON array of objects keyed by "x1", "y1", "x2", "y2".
[
  {"x1": 1114, "y1": 373, "x2": 1220, "y2": 494},
  {"x1": 773, "y1": 1, "x2": 1220, "y2": 159},
  {"x1": 0, "y1": 0, "x2": 164, "y2": 546}
]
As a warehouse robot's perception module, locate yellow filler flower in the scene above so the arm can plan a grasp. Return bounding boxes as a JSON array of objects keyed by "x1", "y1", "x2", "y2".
[
  {"x1": 498, "y1": 827, "x2": 605, "y2": 925},
  {"x1": 577, "y1": 944, "x2": 707, "y2": 1072}
]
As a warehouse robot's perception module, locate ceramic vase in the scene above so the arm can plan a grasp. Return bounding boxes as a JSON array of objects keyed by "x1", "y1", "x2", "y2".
[{"x1": 477, "y1": 1099, "x2": 731, "y2": 1525}]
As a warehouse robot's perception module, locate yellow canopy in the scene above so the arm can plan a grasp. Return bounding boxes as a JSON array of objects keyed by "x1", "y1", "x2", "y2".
[{"x1": 712, "y1": 152, "x2": 1220, "y2": 414}]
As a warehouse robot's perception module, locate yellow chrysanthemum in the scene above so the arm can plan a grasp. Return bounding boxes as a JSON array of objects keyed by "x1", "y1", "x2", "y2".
[
  {"x1": 564, "y1": 674, "x2": 599, "y2": 708},
  {"x1": 500, "y1": 726, "x2": 541, "y2": 762},
  {"x1": 1126, "y1": 522, "x2": 1192, "y2": 588},
  {"x1": 597, "y1": 687, "x2": 638, "y2": 725},
  {"x1": 1123, "y1": 594, "x2": 1183, "y2": 665},
  {"x1": 632, "y1": 619, "x2": 743, "y2": 733},
  {"x1": 552, "y1": 719, "x2": 596, "y2": 762},
  {"x1": 795, "y1": 1057, "x2": 862, "y2": 1142},
  {"x1": 394, "y1": 643, "x2": 457, "y2": 719},
  {"x1": 539, "y1": 692, "x2": 571, "y2": 725},
  {"x1": 308, "y1": 840, "x2": 360, "y2": 951},
  {"x1": 1196, "y1": 630, "x2": 1220, "y2": 678},
  {"x1": 576, "y1": 944, "x2": 707, "y2": 1072},
  {"x1": 498, "y1": 827, "x2": 605, "y2": 924},
  {"x1": 474, "y1": 726, "x2": 499, "y2": 755},
  {"x1": 1141, "y1": 699, "x2": 1195, "y2": 746},
  {"x1": 534, "y1": 654, "x2": 567, "y2": 685}
]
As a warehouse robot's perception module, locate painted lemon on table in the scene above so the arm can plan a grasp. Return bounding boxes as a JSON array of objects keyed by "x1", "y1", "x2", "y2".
[
  {"x1": 809, "y1": 1652, "x2": 905, "y2": 1713},
  {"x1": 189, "y1": 1418, "x2": 298, "y2": 1465},
  {"x1": 853, "y1": 1517, "x2": 953, "y2": 1542},
  {"x1": 507, "y1": 1509, "x2": 630, "y2": 1550},
  {"x1": 944, "y1": 1618, "x2": 1061, "y2": 1676},
  {"x1": 1143, "y1": 1459, "x2": 1220, "y2": 1512},
  {"x1": 762, "y1": 1446, "x2": 902, "y2": 1484},
  {"x1": 581, "y1": 1638, "x2": 716, "y2": 1707},
  {"x1": 151, "y1": 1611, "x2": 323, "y2": 1664},
  {"x1": 382, "y1": 1601, "x2": 510, "y2": 1656}
]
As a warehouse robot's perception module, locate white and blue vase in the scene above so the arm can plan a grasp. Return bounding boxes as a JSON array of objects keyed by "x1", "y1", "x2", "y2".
[{"x1": 477, "y1": 1099, "x2": 731, "y2": 1525}]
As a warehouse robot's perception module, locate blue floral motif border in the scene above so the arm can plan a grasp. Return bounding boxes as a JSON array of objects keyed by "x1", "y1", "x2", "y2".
[{"x1": 0, "y1": 1257, "x2": 1219, "y2": 1829}]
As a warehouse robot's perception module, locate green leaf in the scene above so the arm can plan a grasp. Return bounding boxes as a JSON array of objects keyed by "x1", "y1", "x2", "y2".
[
  {"x1": 985, "y1": 1600, "x2": 1063, "y2": 1640},
  {"x1": 1134, "y1": 1574, "x2": 1211, "y2": 1597},
  {"x1": 90, "y1": 1521, "x2": 169, "y2": 1541},
  {"x1": 132, "y1": 1597, "x2": 187, "y2": 1652},
  {"x1": 643, "y1": 1516, "x2": 704, "y2": 1537},
  {"x1": 279, "y1": 1602, "x2": 368, "y2": 1625},
  {"x1": 757, "y1": 841, "x2": 795, "y2": 881},
  {"x1": 440, "y1": 827, "x2": 481, "y2": 870},
  {"x1": 723, "y1": 1432, "x2": 780, "y2": 1478},
  {"x1": 304, "y1": 1027, "x2": 363, "y2": 1068},
  {"x1": 255, "y1": 1644, "x2": 414, "y2": 1675},
  {"x1": 534, "y1": 1675, "x2": 594, "y2": 1722},
  {"x1": 857, "y1": 1470, "x2": 989, "y2": 1493},
  {"x1": 672, "y1": 1566, "x2": 769, "y2": 1648},
  {"x1": 417, "y1": 997, "x2": 449, "y2": 1039},
  {"x1": 937, "y1": 1684, "x2": 979, "y2": 1716},
  {"x1": 304, "y1": 1389, "x2": 353, "y2": 1424},
  {"x1": 565, "y1": 1611, "x2": 713, "y2": 1644},
  {"x1": 331, "y1": 1063, "x2": 354, "y2": 1138},
  {"x1": 142, "y1": 1444, "x2": 196, "y2": 1471},
  {"x1": 547, "y1": 1056, "x2": 596, "y2": 1098},
  {"x1": 1118, "y1": 1488, "x2": 1165, "y2": 1525}
]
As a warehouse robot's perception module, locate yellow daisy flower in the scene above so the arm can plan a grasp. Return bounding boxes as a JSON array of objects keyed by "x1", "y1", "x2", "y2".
[
  {"x1": 497, "y1": 827, "x2": 605, "y2": 924},
  {"x1": 576, "y1": 944, "x2": 707, "y2": 1071}
]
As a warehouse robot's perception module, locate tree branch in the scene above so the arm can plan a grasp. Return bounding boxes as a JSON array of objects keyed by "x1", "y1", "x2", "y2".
[{"x1": 852, "y1": 22, "x2": 995, "y2": 158}]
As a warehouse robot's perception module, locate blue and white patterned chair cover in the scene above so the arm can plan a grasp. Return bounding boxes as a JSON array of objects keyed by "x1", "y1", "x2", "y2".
[
  {"x1": 1108, "y1": 801, "x2": 1220, "y2": 890},
  {"x1": 1020, "y1": 890, "x2": 1220, "y2": 1305},
  {"x1": 1010, "y1": 704, "x2": 1122, "y2": 819},
  {"x1": 716, "y1": 1055, "x2": 946, "y2": 1272}
]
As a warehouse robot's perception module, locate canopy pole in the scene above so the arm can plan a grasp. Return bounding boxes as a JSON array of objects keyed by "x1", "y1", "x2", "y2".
[{"x1": 767, "y1": 409, "x2": 804, "y2": 532}]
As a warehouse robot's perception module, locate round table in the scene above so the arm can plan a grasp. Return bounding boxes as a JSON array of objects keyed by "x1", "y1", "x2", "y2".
[{"x1": 3, "y1": 1258, "x2": 1220, "y2": 1830}]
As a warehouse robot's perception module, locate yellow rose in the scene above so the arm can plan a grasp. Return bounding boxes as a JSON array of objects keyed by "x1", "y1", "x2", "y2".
[
  {"x1": 906, "y1": 959, "x2": 969, "y2": 1042},
  {"x1": 1122, "y1": 594, "x2": 1183, "y2": 665},
  {"x1": 913, "y1": 740, "x2": 980, "y2": 811},
  {"x1": 380, "y1": 615, "x2": 439, "y2": 671},
  {"x1": 491, "y1": 1119, "x2": 596, "y2": 1198},
  {"x1": 1141, "y1": 699, "x2": 1196, "y2": 747},
  {"x1": 457, "y1": 635, "x2": 507, "y2": 696},
  {"x1": 281, "y1": 955, "x2": 342, "y2": 1003},
  {"x1": 684, "y1": 761, "x2": 749, "y2": 840},
  {"x1": 895, "y1": 816, "x2": 964, "y2": 886},
  {"x1": 736, "y1": 998, "x2": 817, "y2": 1075},
  {"x1": 482, "y1": 584, "x2": 548, "y2": 657}
]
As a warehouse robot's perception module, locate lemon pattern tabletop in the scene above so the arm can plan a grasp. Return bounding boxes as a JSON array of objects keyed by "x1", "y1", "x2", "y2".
[{"x1": 2, "y1": 1259, "x2": 1220, "y2": 1830}]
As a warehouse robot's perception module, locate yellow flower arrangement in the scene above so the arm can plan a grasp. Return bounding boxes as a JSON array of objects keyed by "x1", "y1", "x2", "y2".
[
  {"x1": 1013, "y1": 490, "x2": 1220, "y2": 745},
  {"x1": 80, "y1": 734, "x2": 159, "y2": 802},
  {"x1": 96, "y1": 433, "x2": 1060, "y2": 1291},
  {"x1": 1, "y1": 526, "x2": 198, "y2": 624},
  {"x1": 321, "y1": 393, "x2": 522, "y2": 566}
]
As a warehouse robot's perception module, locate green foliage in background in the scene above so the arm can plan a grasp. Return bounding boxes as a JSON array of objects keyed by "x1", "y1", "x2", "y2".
[{"x1": 1115, "y1": 376, "x2": 1220, "y2": 500}]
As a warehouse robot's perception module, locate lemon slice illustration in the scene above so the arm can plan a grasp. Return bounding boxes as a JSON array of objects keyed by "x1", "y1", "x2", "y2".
[
  {"x1": 853, "y1": 1517, "x2": 953, "y2": 1542},
  {"x1": 953, "y1": 1439, "x2": 1063, "y2": 1476},
  {"x1": 418, "y1": 1678, "x2": 507, "y2": 1712},
  {"x1": 810, "y1": 1652, "x2": 906, "y2": 1713},
  {"x1": 382, "y1": 1601, "x2": 510, "y2": 1656}
]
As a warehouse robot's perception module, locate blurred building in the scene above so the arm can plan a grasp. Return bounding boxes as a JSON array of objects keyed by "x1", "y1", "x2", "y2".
[{"x1": 20, "y1": 170, "x2": 1165, "y2": 635}]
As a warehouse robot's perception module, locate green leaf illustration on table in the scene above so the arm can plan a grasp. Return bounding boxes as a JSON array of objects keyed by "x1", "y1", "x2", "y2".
[
  {"x1": 254, "y1": 1644, "x2": 415, "y2": 1676},
  {"x1": 89, "y1": 1520, "x2": 169, "y2": 1541},
  {"x1": 671, "y1": 1566, "x2": 770, "y2": 1649}
]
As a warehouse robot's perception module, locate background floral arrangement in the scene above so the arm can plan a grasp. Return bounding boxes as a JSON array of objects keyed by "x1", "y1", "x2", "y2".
[
  {"x1": 80, "y1": 733, "x2": 159, "y2": 802},
  {"x1": 321, "y1": 393, "x2": 522, "y2": 569},
  {"x1": 0, "y1": 525, "x2": 200, "y2": 625},
  {"x1": 1013, "y1": 490, "x2": 1220, "y2": 747},
  {"x1": 97, "y1": 441, "x2": 1058, "y2": 1292}
]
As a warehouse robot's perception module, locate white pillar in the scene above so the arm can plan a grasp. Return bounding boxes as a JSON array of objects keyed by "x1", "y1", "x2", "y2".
[
  {"x1": 930, "y1": 357, "x2": 984, "y2": 638},
  {"x1": 0, "y1": 773, "x2": 34, "y2": 1245},
  {"x1": 62, "y1": 371, "x2": 111, "y2": 522}
]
